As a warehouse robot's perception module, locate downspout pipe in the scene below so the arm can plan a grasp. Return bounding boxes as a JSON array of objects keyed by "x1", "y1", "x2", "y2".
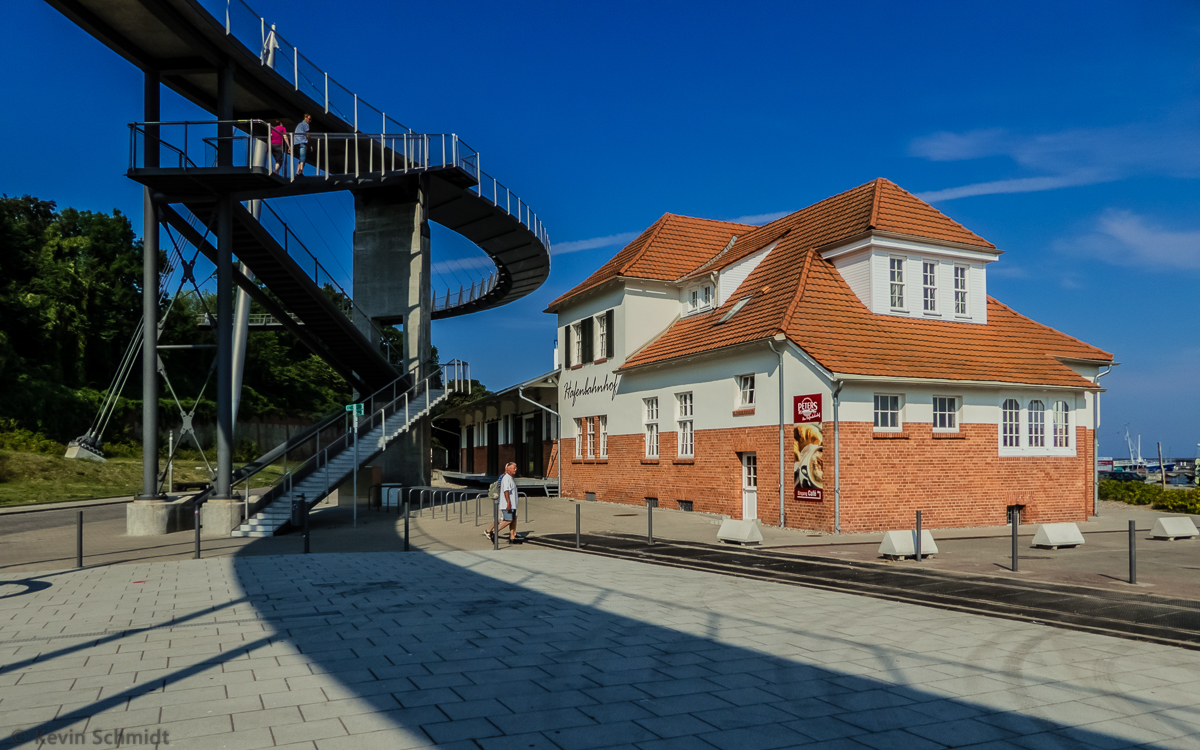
[
  {"x1": 768, "y1": 337, "x2": 786, "y2": 528},
  {"x1": 1093, "y1": 365, "x2": 1114, "y2": 517},
  {"x1": 519, "y1": 386, "x2": 562, "y2": 498},
  {"x1": 832, "y1": 379, "x2": 844, "y2": 534}
]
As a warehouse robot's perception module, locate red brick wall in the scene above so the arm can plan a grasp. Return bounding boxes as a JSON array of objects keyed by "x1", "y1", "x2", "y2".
[
  {"x1": 563, "y1": 426, "x2": 782, "y2": 520},
  {"x1": 562, "y1": 422, "x2": 1094, "y2": 532},
  {"x1": 543, "y1": 440, "x2": 560, "y2": 480},
  {"x1": 835, "y1": 422, "x2": 1093, "y2": 533}
]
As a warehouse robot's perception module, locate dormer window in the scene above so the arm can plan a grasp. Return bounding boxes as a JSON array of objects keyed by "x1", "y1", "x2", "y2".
[
  {"x1": 821, "y1": 236, "x2": 991, "y2": 324},
  {"x1": 922, "y1": 261, "x2": 938, "y2": 314},
  {"x1": 889, "y1": 257, "x2": 905, "y2": 310},
  {"x1": 954, "y1": 265, "x2": 969, "y2": 316},
  {"x1": 683, "y1": 283, "x2": 715, "y2": 316}
]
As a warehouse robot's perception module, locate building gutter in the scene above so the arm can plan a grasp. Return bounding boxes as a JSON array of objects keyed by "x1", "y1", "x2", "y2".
[
  {"x1": 1092, "y1": 364, "x2": 1115, "y2": 517},
  {"x1": 829, "y1": 372, "x2": 1100, "y2": 391},
  {"x1": 832, "y1": 379, "x2": 843, "y2": 534},
  {"x1": 767, "y1": 337, "x2": 786, "y2": 527},
  {"x1": 519, "y1": 386, "x2": 562, "y2": 498}
]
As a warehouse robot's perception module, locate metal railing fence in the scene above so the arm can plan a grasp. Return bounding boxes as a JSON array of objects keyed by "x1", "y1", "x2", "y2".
[
  {"x1": 128, "y1": 121, "x2": 478, "y2": 182},
  {"x1": 191, "y1": 0, "x2": 552, "y2": 251},
  {"x1": 257, "y1": 359, "x2": 469, "y2": 516}
]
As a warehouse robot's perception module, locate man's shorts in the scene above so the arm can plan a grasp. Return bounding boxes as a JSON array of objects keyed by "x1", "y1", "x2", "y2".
[
  {"x1": 502, "y1": 509, "x2": 517, "y2": 522},
  {"x1": 296, "y1": 143, "x2": 308, "y2": 163}
]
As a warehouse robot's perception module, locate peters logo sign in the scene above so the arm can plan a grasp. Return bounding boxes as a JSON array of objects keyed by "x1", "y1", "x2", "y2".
[
  {"x1": 792, "y1": 394, "x2": 824, "y2": 502},
  {"x1": 794, "y1": 395, "x2": 821, "y2": 423}
]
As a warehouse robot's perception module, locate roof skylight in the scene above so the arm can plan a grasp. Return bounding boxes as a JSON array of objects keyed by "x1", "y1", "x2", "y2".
[{"x1": 719, "y1": 297, "x2": 752, "y2": 324}]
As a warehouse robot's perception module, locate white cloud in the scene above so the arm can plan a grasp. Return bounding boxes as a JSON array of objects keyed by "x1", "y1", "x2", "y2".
[
  {"x1": 551, "y1": 212, "x2": 789, "y2": 258},
  {"x1": 917, "y1": 172, "x2": 1108, "y2": 202},
  {"x1": 1057, "y1": 209, "x2": 1200, "y2": 271},
  {"x1": 725, "y1": 210, "x2": 789, "y2": 226},
  {"x1": 431, "y1": 255, "x2": 494, "y2": 275},
  {"x1": 911, "y1": 123, "x2": 1200, "y2": 201},
  {"x1": 551, "y1": 231, "x2": 642, "y2": 256}
]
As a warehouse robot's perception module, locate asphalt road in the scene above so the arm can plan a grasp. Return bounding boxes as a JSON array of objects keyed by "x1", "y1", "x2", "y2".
[{"x1": 0, "y1": 502, "x2": 128, "y2": 536}]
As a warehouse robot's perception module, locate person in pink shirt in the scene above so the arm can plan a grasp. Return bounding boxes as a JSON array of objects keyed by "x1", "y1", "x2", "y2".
[{"x1": 269, "y1": 119, "x2": 289, "y2": 174}]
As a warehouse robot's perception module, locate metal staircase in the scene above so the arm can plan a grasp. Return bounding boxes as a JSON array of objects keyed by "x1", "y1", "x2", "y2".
[{"x1": 233, "y1": 384, "x2": 446, "y2": 537}]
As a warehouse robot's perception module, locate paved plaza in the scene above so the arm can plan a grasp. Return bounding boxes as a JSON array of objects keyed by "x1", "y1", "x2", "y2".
[{"x1": 3, "y1": 540, "x2": 1200, "y2": 750}]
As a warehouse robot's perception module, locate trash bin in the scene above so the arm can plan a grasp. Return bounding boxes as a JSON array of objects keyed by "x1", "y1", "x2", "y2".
[{"x1": 291, "y1": 495, "x2": 303, "y2": 527}]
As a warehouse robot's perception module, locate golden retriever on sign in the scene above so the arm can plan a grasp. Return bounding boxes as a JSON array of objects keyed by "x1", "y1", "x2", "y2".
[{"x1": 793, "y1": 424, "x2": 823, "y2": 490}]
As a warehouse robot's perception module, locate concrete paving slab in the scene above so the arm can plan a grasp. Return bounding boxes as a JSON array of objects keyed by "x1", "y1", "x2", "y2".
[{"x1": 4, "y1": 510, "x2": 1200, "y2": 750}]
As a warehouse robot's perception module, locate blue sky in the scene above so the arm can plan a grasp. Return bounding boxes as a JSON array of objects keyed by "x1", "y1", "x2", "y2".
[{"x1": 4, "y1": 0, "x2": 1198, "y2": 457}]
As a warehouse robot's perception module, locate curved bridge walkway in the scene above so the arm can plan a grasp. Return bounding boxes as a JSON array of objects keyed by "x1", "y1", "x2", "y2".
[{"x1": 46, "y1": 0, "x2": 552, "y2": 510}]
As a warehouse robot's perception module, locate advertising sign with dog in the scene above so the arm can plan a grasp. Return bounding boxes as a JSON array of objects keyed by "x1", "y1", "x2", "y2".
[{"x1": 793, "y1": 394, "x2": 823, "y2": 502}]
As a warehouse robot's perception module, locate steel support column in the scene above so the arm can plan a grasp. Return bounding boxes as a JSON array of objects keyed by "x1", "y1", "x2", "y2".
[
  {"x1": 139, "y1": 71, "x2": 164, "y2": 500},
  {"x1": 214, "y1": 63, "x2": 235, "y2": 499},
  {"x1": 214, "y1": 193, "x2": 234, "y2": 499}
]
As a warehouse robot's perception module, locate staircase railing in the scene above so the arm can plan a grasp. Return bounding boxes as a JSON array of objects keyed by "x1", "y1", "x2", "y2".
[
  {"x1": 244, "y1": 359, "x2": 469, "y2": 516},
  {"x1": 166, "y1": 198, "x2": 403, "y2": 368},
  {"x1": 185, "y1": 359, "x2": 467, "y2": 517}
]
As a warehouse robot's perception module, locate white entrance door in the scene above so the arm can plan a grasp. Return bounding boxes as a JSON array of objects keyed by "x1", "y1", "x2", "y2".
[{"x1": 741, "y1": 452, "x2": 758, "y2": 520}]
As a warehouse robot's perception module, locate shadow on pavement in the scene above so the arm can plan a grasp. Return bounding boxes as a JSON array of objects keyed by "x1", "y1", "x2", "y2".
[{"x1": 9, "y1": 506, "x2": 1199, "y2": 749}]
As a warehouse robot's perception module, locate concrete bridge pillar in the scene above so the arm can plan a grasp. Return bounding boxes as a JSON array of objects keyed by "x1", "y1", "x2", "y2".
[{"x1": 352, "y1": 178, "x2": 432, "y2": 487}]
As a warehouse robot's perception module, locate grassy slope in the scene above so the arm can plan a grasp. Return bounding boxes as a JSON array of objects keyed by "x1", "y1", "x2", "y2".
[{"x1": 0, "y1": 451, "x2": 286, "y2": 506}]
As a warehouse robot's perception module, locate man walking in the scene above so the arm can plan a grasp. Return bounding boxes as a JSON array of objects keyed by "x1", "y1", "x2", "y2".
[
  {"x1": 294, "y1": 114, "x2": 312, "y2": 176},
  {"x1": 485, "y1": 461, "x2": 520, "y2": 544}
]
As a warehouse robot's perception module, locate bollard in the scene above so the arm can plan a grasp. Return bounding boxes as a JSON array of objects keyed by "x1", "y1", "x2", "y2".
[
  {"x1": 194, "y1": 503, "x2": 201, "y2": 560},
  {"x1": 525, "y1": 495, "x2": 529, "y2": 524},
  {"x1": 576, "y1": 503, "x2": 581, "y2": 549},
  {"x1": 647, "y1": 498, "x2": 654, "y2": 545},
  {"x1": 404, "y1": 502, "x2": 410, "y2": 552},
  {"x1": 302, "y1": 494, "x2": 310, "y2": 554},
  {"x1": 1129, "y1": 519, "x2": 1137, "y2": 584},
  {"x1": 459, "y1": 494, "x2": 463, "y2": 524},
  {"x1": 475, "y1": 494, "x2": 479, "y2": 526},
  {"x1": 493, "y1": 498, "x2": 500, "y2": 551},
  {"x1": 1011, "y1": 508, "x2": 1019, "y2": 573},
  {"x1": 76, "y1": 510, "x2": 83, "y2": 568},
  {"x1": 915, "y1": 510, "x2": 922, "y2": 562}
]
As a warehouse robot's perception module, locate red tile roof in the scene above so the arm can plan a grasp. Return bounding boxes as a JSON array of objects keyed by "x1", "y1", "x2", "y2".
[
  {"x1": 600, "y1": 179, "x2": 1111, "y2": 387},
  {"x1": 544, "y1": 214, "x2": 754, "y2": 312}
]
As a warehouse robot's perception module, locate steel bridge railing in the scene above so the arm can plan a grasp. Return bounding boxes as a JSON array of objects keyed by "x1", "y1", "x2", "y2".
[
  {"x1": 131, "y1": 120, "x2": 514, "y2": 311},
  {"x1": 193, "y1": 0, "x2": 552, "y2": 250}
]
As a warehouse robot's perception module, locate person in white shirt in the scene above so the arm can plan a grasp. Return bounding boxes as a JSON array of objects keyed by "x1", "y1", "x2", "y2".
[
  {"x1": 293, "y1": 114, "x2": 312, "y2": 176},
  {"x1": 485, "y1": 461, "x2": 519, "y2": 544}
]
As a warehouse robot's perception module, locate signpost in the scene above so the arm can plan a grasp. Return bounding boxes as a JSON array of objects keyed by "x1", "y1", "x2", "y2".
[{"x1": 346, "y1": 403, "x2": 363, "y2": 528}]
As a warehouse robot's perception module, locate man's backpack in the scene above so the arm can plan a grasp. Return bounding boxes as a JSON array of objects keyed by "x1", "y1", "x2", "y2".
[{"x1": 488, "y1": 480, "x2": 500, "y2": 500}]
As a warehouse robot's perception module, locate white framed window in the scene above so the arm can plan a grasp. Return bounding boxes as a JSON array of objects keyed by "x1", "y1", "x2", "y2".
[
  {"x1": 873, "y1": 394, "x2": 902, "y2": 431},
  {"x1": 954, "y1": 266, "x2": 969, "y2": 316},
  {"x1": 644, "y1": 398, "x2": 659, "y2": 458},
  {"x1": 1053, "y1": 401, "x2": 1070, "y2": 448},
  {"x1": 685, "y1": 284, "x2": 715, "y2": 315},
  {"x1": 676, "y1": 392, "x2": 694, "y2": 457},
  {"x1": 738, "y1": 374, "x2": 755, "y2": 408},
  {"x1": 573, "y1": 418, "x2": 583, "y2": 458},
  {"x1": 571, "y1": 322, "x2": 582, "y2": 365},
  {"x1": 586, "y1": 417, "x2": 595, "y2": 458},
  {"x1": 599, "y1": 416, "x2": 608, "y2": 458},
  {"x1": 1001, "y1": 399, "x2": 1020, "y2": 447},
  {"x1": 889, "y1": 257, "x2": 905, "y2": 309},
  {"x1": 743, "y1": 453, "x2": 757, "y2": 487},
  {"x1": 922, "y1": 261, "x2": 938, "y2": 313},
  {"x1": 596, "y1": 314, "x2": 607, "y2": 361},
  {"x1": 932, "y1": 396, "x2": 958, "y2": 431},
  {"x1": 1028, "y1": 400, "x2": 1046, "y2": 448}
]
